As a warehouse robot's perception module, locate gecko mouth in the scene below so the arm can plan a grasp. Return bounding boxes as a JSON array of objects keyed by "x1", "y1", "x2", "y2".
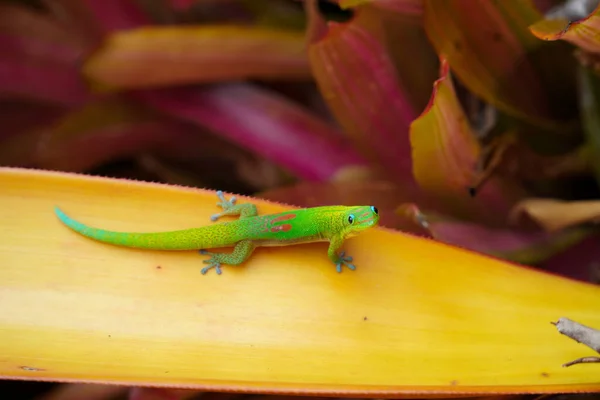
[{"x1": 359, "y1": 216, "x2": 377, "y2": 226}]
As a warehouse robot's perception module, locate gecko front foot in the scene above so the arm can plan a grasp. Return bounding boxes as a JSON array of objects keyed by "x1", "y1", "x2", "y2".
[
  {"x1": 335, "y1": 251, "x2": 355, "y2": 273},
  {"x1": 211, "y1": 190, "x2": 237, "y2": 221},
  {"x1": 199, "y1": 249, "x2": 223, "y2": 275}
]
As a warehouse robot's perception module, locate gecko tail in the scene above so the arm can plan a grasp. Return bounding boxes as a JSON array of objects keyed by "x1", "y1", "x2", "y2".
[
  {"x1": 54, "y1": 206, "x2": 122, "y2": 243},
  {"x1": 53, "y1": 206, "x2": 234, "y2": 250},
  {"x1": 54, "y1": 206, "x2": 85, "y2": 232}
]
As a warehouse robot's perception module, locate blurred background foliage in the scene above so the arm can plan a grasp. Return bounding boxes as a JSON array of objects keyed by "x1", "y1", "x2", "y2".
[{"x1": 2, "y1": 0, "x2": 600, "y2": 398}]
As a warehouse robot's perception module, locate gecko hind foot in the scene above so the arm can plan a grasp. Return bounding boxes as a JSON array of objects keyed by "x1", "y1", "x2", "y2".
[
  {"x1": 335, "y1": 251, "x2": 355, "y2": 273},
  {"x1": 201, "y1": 260, "x2": 223, "y2": 275},
  {"x1": 199, "y1": 249, "x2": 223, "y2": 274}
]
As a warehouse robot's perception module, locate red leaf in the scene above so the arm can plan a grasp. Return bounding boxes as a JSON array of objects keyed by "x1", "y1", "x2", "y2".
[
  {"x1": 307, "y1": 1, "x2": 418, "y2": 182},
  {"x1": 399, "y1": 203, "x2": 592, "y2": 267},
  {"x1": 137, "y1": 83, "x2": 368, "y2": 181}
]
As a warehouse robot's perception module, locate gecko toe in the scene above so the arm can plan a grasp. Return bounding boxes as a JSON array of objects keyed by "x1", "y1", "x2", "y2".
[
  {"x1": 338, "y1": 252, "x2": 352, "y2": 262},
  {"x1": 200, "y1": 262, "x2": 222, "y2": 275},
  {"x1": 334, "y1": 252, "x2": 356, "y2": 272}
]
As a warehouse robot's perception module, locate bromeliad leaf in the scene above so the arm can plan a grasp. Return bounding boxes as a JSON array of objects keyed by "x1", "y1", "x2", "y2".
[
  {"x1": 578, "y1": 64, "x2": 600, "y2": 184},
  {"x1": 306, "y1": 0, "x2": 418, "y2": 183},
  {"x1": 409, "y1": 58, "x2": 526, "y2": 226},
  {"x1": 530, "y1": 2, "x2": 600, "y2": 54},
  {"x1": 424, "y1": 0, "x2": 567, "y2": 125},
  {"x1": 83, "y1": 25, "x2": 311, "y2": 90},
  {"x1": 398, "y1": 203, "x2": 592, "y2": 266},
  {"x1": 340, "y1": 2, "x2": 438, "y2": 114},
  {"x1": 81, "y1": 0, "x2": 152, "y2": 33},
  {"x1": 2, "y1": 167, "x2": 600, "y2": 392},
  {"x1": 0, "y1": 99, "x2": 189, "y2": 171},
  {"x1": 0, "y1": 3, "x2": 92, "y2": 106},
  {"x1": 338, "y1": 0, "x2": 423, "y2": 16},
  {"x1": 137, "y1": 83, "x2": 368, "y2": 182},
  {"x1": 510, "y1": 197, "x2": 600, "y2": 233}
]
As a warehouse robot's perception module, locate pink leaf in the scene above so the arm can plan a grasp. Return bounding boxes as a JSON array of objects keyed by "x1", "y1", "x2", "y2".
[
  {"x1": 137, "y1": 84, "x2": 368, "y2": 181},
  {"x1": 306, "y1": 1, "x2": 418, "y2": 182},
  {"x1": 80, "y1": 0, "x2": 152, "y2": 33},
  {"x1": 399, "y1": 203, "x2": 592, "y2": 268},
  {"x1": 0, "y1": 4, "x2": 92, "y2": 105},
  {"x1": 0, "y1": 100, "x2": 191, "y2": 171},
  {"x1": 0, "y1": 56, "x2": 92, "y2": 106}
]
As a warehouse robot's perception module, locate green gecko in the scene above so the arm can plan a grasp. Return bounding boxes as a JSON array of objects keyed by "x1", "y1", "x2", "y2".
[{"x1": 54, "y1": 191, "x2": 380, "y2": 275}]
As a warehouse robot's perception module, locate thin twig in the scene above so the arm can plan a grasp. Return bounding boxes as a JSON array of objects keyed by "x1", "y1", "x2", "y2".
[
  {"x1": 551, "y1": 317, "x2": 600, "y2": 367},
  {"x1": 563, "y1": 356, "x2": 600, "y2": 367}
]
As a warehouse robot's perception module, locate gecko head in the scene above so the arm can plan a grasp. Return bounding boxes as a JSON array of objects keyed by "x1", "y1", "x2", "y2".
[{"x1": 342, "y1": 205, "x2": 380, "y2": 237}]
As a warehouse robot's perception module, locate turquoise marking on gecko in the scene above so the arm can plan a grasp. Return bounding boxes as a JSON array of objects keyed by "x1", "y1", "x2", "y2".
[{"x1": 54, "y1": 191, "x2": 380, "y2": 275}]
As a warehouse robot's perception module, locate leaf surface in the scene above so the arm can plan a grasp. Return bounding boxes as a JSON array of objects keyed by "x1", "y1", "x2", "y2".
[
  {"x1": 410, "y1": 58, "x2": 526, "y2": 225},
  {"x1": 1, "y1": 167, "x2": 599, "y2": 394},
  {"x1": 138, "y1": 84, "x2": 368, "y2": 182},
  {"x1": 84, "y1": 25, "x2": 311, "y2": 90},
  {"x1": 307, "y1": 1, "x2": 417, "y2": 182},
  {"x1": 424, "y1": 0, "x2": 573, "y2": 125},
  {"x1": 530, "y1": 3, "x2": 600, "y2": 54}
]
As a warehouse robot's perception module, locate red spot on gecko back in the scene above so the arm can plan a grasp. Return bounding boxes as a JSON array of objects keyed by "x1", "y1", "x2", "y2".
[
  {"x1": 270, "y1": 224, "x2": 292, "y2": 232},
  {"x1": 264, "y1": 213, "x2": 296, "y2": 233},
  {"x1": 271, "y1": 213, "x2": 296, "y2": 223}
]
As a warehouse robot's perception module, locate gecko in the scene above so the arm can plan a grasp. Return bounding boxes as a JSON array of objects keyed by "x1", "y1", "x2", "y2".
[{"x1": 54, "y1": 191, "x2": 380, "y2": 275}]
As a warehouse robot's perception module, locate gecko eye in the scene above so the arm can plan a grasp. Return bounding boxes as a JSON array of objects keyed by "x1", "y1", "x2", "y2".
[
  {"x1": 370, "y1": 206, "x2": 378, "y2": 215},
  {"x1": 348, "y1": 214, "x2": 355, "y2": 224}
]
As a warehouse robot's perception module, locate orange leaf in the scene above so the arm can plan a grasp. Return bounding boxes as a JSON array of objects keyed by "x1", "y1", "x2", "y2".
[
  {"x1": 339, "y1": 0, "x2": 423, "y2": 16},
  {"x1": 510, "y1": 198, "x2": 600, "y2": 232},
  {"x1": 410, "y1": 58, "x2": 526, "y2": 225},
  {"x1": 530, "y1": 3, "x2": 600, "y2": 54},
  {"x1": 424, "y1": 0, "x2": 563, "y2": 125},
  {"x1": 1, "y1": 167, "x2": 600, "y2": 394},
  {"x1": 84, "y1": 25, "x2": 311, "y2": 90}
]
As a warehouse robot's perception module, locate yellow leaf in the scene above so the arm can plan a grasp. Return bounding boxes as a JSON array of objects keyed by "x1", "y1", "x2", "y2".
[
  {"x1": 1, "y1": 167, "x2": 599, "y2": 394},
  {"x1": 530, "y1": 3, "x2": 600, "y2": 54},
  {"x1": 424, "y1": 0, "x2": 564, "y2": 126},
  {"x1": 410, "y1": 58, "x2": 526, "y2": 225},
  {"x1": 83, "y1": 25, "x2": 311, "y2": 90},
  {"x1": 510, "y1": 197, "x2": 600, "y2": 232}
]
